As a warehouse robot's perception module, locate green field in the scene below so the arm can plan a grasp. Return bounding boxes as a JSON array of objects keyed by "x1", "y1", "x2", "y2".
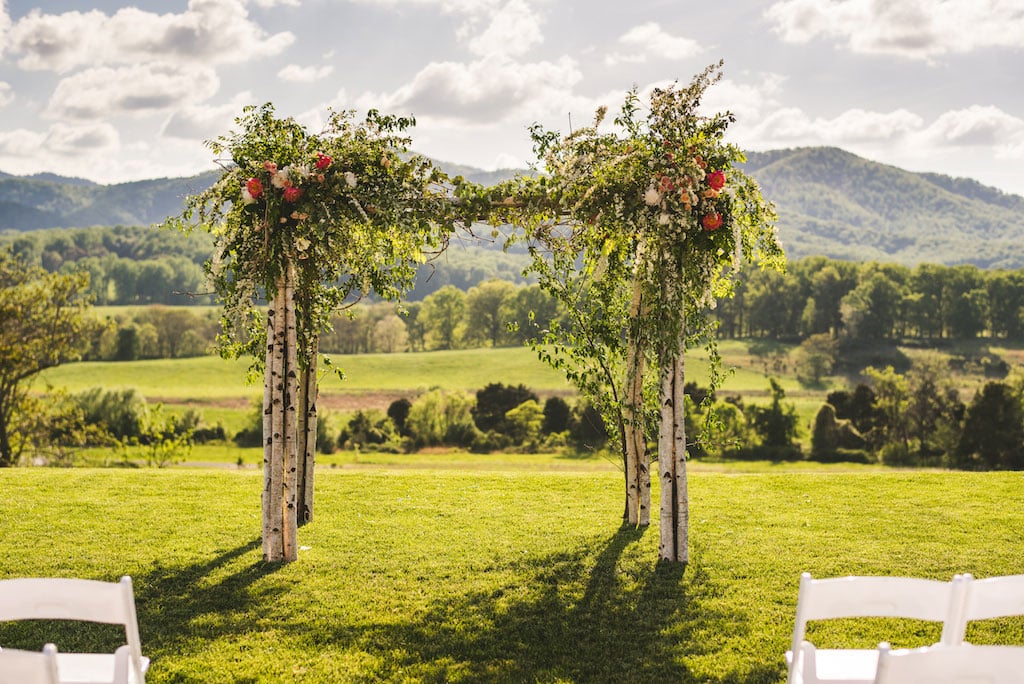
[{"x1": 1, "y1": 468, "x2": 1022, "y2": 683}]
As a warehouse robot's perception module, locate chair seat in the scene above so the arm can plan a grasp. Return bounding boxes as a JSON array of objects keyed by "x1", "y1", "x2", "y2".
[
  {"x1": 55, "y1": 653, "x2": 149, "y2": 684},
  {"x1": 790, "y1": 648, "x2": 879, "y2": 684}
]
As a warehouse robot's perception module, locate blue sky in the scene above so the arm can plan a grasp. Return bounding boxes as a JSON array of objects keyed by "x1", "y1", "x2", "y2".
[{"x1": 0, "y1": 0, "x2": 1022, "y2": 195}]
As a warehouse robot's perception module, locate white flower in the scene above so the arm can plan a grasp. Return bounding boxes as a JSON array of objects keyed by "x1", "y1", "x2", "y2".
[
  {"x1": 241, "y1": 188, "x2": 256, "y2": 205},
  {"x1": 293, "y1": 164, "x2": 310, "y2": 179},
  {"x1": 344, "y1": 171, "x2": 357, "y2": 188},
  {"x1": 295, "y1": 237, "x2": 311, "y2": 252},
  {"x1": 644, "y1": 186, "x2": 661, "y2": 206},
  {"x1": 658, "y1": 212, "x2": 671, "y2": 225},
  {"x1": 271, "y1": 170, "x2": 290, "y2": 189}
]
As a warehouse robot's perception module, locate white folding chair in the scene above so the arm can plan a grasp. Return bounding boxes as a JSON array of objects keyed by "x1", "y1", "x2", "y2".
[
  {"x1": 0, "y1": 576, "x2": 148, "y2": 683},
  {"x1": 0, "y1": 643, "x2": 60, "y2": 684},
  {"x1": 947, "y1": 573, "x2": 1024, "y2": 645},
  {"x1": 874, "y1": 642, "x2": 1024, "y2": 683},
  {"x1": 786, "y1": 572, "x2": 968, "y2": 684}
]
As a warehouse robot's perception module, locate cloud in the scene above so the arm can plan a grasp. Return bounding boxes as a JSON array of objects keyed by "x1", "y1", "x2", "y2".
[
  {"x1": 162, "y1": 91, "x2": 254, "y2": 140},
  {"x1": 465, "y1": 0, "x2": 543, "y2": 58},
  {"x1": 250, "y1": 0, "x2": 300, "y2": 6},
  {"x1": 44, "y1": 122, "x2": 119, "y2": 155},
  {"x1": 0, "y1": 82, "x2": 12, "y2": 107},
  {"x1": 277, "y1": 64, "x2": 335, "y2": 83},
  {"x1": 357, "y1": 54, "x2": 582, "y2": 124},
  {"x1": 750, "y1": 106, "x2": 925, "y2": 145},
  {"x1": 922, "y1": 105, "x2": 1024, "y2": 147},
  {"x1": 0, "y1": 0, "x2": 9, "y2": 54},
  {"x1": 7, "y1": 0, "x2": 294, "y2": 73},
  {"x1": 46, "y1": 63, "x2": 220, "y2": 120},
  {"x1": 765, "y1": 0, "x2": 1024, "y2": 60},
  {"x1": 605, "y1": 22, "x2": 703, "y2": 65}
]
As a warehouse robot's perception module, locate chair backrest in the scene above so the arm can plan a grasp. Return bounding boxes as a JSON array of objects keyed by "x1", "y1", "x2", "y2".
[
  {"x1": 0, "y1": 643, "x2": 60, "y2": 684},
  {"x1": 874, "y1": 642, "x2": 1024, "y2": 683},
  {"x1": 0, "y1": 576, "x2": 145, "y2": 682},
  {"x1": 948, "y1": 573, "x2": 1024, "y2": 645},
  {"x1": 788, "y1": 573, "x2": 967, "y2": 684}
]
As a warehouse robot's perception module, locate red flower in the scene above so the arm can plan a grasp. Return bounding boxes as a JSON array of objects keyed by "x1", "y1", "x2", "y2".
[
  {"x1": 659, "y1": 175, "x2": 675, "y2": 191},
  {"x1": 702, "y1": 212, "x2": 723, "y2": 231},
  {"x1": 246, "y1": 177, "x2": 264, "y2": 199},
  {"x1": 707, "y1": 170, "x2": 726, "y2": 191},
  {"x1": 315, "y1": 153, "x2": 332, "y2": 170},
  {"x1": 283, "y1": 186, "x2": 303, "y2": 202}
]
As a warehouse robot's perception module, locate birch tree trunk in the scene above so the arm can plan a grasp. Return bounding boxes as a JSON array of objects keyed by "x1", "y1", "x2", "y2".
[
  {"x1": 262, "y1": 262, "x2": 299, "y2": 563},
  {"x1": 296, "y1": 335, "x2": 318, "y2": 525},
  {"x1": 623, "y1": 275, "x2": 651, "y2": 527},
  {"x1": 658, "y1": 331, "x2": 689, "y2": 563}
]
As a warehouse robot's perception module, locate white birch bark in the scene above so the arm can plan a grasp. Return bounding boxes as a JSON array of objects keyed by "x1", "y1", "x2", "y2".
[
  {"x1": 281, "y1": 262, "x2": 298, "y2": 562},
  {"x1": 296, "y1": 335, "x2": 318, "y2": 525},
  {"x1": 263, "y1": 279, "x2": 286, "y2": 562},
  {"x1": 623, "y1": 279, "x2": 644, "y2": 526},
  {"x1": 658, "y1": 327, "x2": 688, "y2": 563}
]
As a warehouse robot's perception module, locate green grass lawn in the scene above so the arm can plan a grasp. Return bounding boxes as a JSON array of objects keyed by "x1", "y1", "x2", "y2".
[{"x1": 1, "y1": 468, "x2": 1022, "y2": 683}]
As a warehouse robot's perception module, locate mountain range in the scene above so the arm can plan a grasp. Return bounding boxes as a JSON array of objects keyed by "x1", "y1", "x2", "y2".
[{"x1": 2, "y1": 147, "x2": 1022, "y2": 268}]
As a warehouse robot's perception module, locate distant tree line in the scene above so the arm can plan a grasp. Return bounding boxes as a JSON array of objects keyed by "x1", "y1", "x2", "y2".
[{"x1": 717, "y1": 256, "x2": 1024, "y2": 341}]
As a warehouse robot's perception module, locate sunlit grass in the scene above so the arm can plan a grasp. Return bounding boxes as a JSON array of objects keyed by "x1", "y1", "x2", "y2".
[{"x1": 1, "y1": 468, "x2": 1022, "y2": 683}]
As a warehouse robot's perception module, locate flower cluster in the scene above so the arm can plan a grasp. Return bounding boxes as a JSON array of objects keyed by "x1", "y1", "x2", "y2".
[
  {"x1": 644, "y1": 147, "x2": 729, "y2": 236},
  {"x1": 235, "y1": 151, "x2": 362, "y2": 257}
]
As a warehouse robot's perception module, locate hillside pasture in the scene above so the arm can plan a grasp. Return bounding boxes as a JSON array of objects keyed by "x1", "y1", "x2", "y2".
[{"x1": 1, "y1": 468, "x2": 1022, "y2": 683}]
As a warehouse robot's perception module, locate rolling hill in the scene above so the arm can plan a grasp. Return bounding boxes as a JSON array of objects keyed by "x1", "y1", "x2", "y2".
[{"x1": 2, "y1": 147, "x2": 1023, "y2": 267}]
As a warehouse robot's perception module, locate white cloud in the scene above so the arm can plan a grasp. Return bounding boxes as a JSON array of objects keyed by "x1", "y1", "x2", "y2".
[
  {"x1": 277, "y1": 64, "x2": 335, "y2": 82},
  {"x1": 766, "y1": 0, "x2": 1024, "y2": 61},
  {"x1": 357, "y1": 55, "x2": 582, "y2": 124},
  {"x1": 0, "y1": 82, "x2": 12, "y2": 107},
  {"x1": 44, "y1": 121, "x2": 119, "y2": 155},
  {"x1": 750, "y1": 106, "x2": 925, "y2": 146},
  {"x1": 0, "y1": 0, "x2": 10, "y2": 54},
  {"x1": 700, "y1": 74, "x2": 785, "y2": 122},
  {"x1": 46, "y1": 63, "x2": 220, "y2": 120},
  {"x1": 250, "y1": 0, "x2": 300, "y2": 6},
  {"x1": 466, "y1": 0, "x2": 543, "y2": 58},
  {"x1": 605, "y1": 22, "x2": 702, "y2": 65},
  {"x1": 162, "y1": 91, "x2": 255, "y2": 140},
  {"x1": 922, "y1": 105, "x2": 1024, "y2": 147},
  {"x1": 8, "y1": 0, "x2": 294, "y2": 73},
  {"x1": 0, "y1": 128, "x2": 46, "y2": 157}
]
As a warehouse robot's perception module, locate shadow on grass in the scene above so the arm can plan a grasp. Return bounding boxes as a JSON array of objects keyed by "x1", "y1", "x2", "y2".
[
  {"x1": 0, "y1": 539, "x2": 276, "y2": 669},
  {"x1": 317, "y1": 526, "x2": 783, "y2": 683}
]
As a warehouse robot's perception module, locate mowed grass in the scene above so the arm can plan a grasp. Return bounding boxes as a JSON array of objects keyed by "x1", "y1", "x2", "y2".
[
  {"x1": 35, "y1": 347, "x2": 576, "y2": 402},
  {"x1": 2, "y1": 468, "x2": 1023, "y2": 683}
]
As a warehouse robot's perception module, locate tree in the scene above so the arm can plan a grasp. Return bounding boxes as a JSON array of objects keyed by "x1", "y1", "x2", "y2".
[
  {"x1": 747, "y1": 379, "x2": 800, "y2": 453},
  {"x1": 794, "y1": 333, "x2": 838, "y2": 385},
  {"x1": 956, "y1": 382, "x2": 1024, "y2": 470},
  {"x1": 166, "y1": 105, "x2": 469, "y2": 562},
  {"x1": 463, "y1": 279, "x2": 516, "y2": 347},
  {"x1": 466, "y1": 63, "x2": 782, "y2": 561},
  {"x1": 422, "y1": 285, "x2": 466, "y2": 350},
  {"x1": 0, "y1": 250, "x2": 100, "y2": 466},
  {"x1": 471, "y1": 383, "x2": 538, "y2": 433}
]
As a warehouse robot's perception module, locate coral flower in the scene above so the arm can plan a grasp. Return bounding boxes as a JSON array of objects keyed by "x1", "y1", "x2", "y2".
[
  {"x1": 707, "y1": 170, "x2": 726, "y2": 191},
  {"x1": 263, "y1": 161, "x2": 277, "y2": 174},
  {"x1": 283, "y1": 186, "x2": 303, "y2": 202},
  {"x1": 702, "y1": 212, "x2": 723, "y2": 231},
  {"x1": 246, "y1": 177, "x2": 264, "y2": 200}
]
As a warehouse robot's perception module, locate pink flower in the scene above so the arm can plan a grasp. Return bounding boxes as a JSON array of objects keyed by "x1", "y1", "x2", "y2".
[
  {"x1": 702, "y1": 212, "x2": 723, "y2": 231},
  {"x1": 283, "y1": 186, "x2": 303, "y2": 202},
  {"x1": 315, "y1": 153, "x2": 332, "y2": 170},
  {"x1": 246, "y1": 177, "x2": 264, "y2": 200},
  {"x1": 707, "y1": 170, "x2": 726, "y2": 192},
  {"x1": 263, "y1": 161, "x2": 277, "y2": 174}
]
